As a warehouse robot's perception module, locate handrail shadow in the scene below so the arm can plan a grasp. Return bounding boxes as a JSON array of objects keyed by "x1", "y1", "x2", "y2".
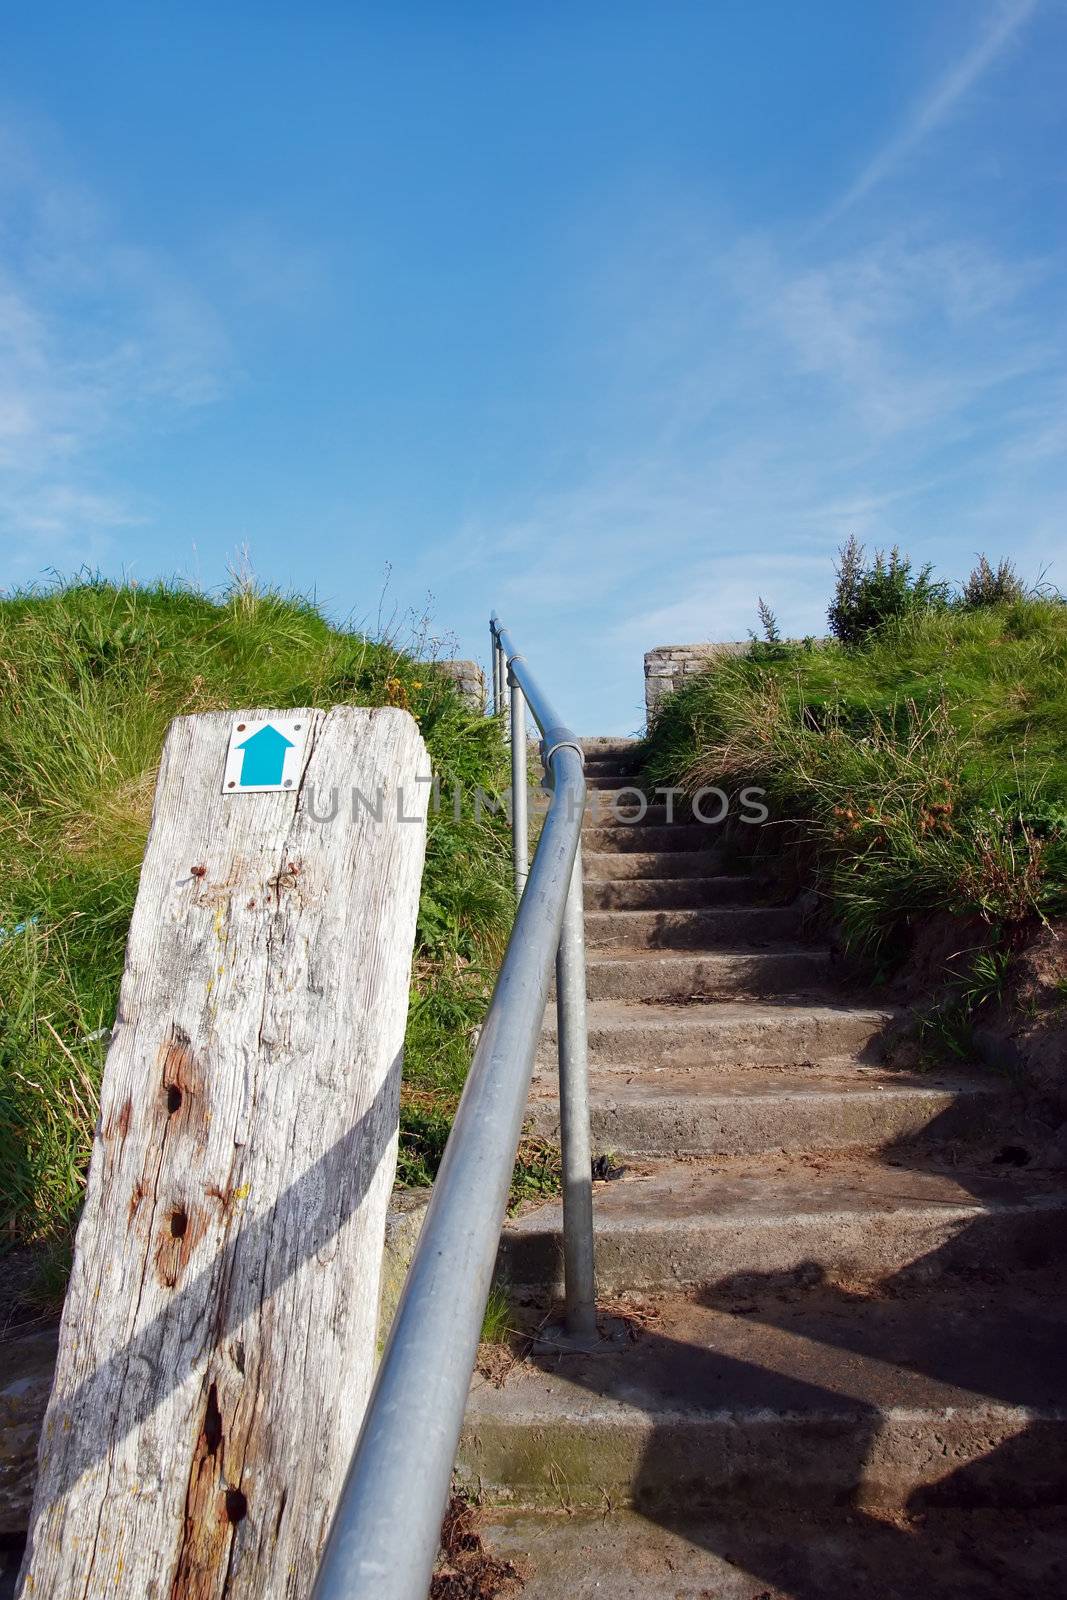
[{"x1": 521, "y1": 1097, "x2": 1067, "y2": 1595}]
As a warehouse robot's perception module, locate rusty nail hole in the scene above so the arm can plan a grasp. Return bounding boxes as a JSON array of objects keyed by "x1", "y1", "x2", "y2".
[
  {"x1": 225, "y1": 1488, "x2": 248, "y2": 1524},
  {"x1": 166, "y1": 1085, "x2": 183, "y2": 1114},
  {"x1": 237, "y1": 722, "x2": 246, "y2": 731},
  {"x1": 169, "y1": 1208, "x2": 188, "y2": 1240},
  {"x1": 227, "y1": 780, "x2": 236, "y2": 788},
  {"x1": 204, "y1": 1383, "x2": 223, "y2": 1456}
]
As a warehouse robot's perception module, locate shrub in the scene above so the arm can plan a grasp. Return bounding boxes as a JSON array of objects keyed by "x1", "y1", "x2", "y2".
[
  {"x1": 961, "y1": 554, "x2": 1027, "y2": 609},
  {"x1": 828, "y1": 537, "x2": 951, "y2": 646},
  {"x1": 755, "y1": 596, "x2": 781, "y2": 644}
]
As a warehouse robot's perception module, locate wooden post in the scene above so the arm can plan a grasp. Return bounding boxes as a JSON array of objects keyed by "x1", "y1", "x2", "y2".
[{"x1": 19, "y1": 707, "x2": 429, "y2": 1599}]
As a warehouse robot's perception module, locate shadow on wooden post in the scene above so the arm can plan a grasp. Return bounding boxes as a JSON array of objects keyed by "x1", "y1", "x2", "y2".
[{"x1": 18, "y1": 706, "x2": 429, "y2": 1599}]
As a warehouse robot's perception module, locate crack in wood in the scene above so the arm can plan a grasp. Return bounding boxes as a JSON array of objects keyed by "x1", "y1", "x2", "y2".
[{"x1": 18, "y1": 708, "x2": 429, "y2": 1598}]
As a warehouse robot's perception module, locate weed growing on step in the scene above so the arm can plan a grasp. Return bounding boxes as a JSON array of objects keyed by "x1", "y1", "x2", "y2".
[
  {"x1": 909, "y1": 942, "x2": 1021, "y2": 1067},
  {"x1": 480, "y1": 1283, "x2": 514, "y2": 1345},
  {"x1": 642, "y1": 583, "x2": 1067, "y2": 967},
  {"x1": 508, "y1": 1138, "x2": 563, "y2": 1212},
  {"x1": 0, "y1": 577, "x2": 512, "y2": 1291}
]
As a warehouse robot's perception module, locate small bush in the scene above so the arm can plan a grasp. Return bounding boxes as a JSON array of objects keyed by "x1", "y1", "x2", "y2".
[
  {"x1": 828, "y1": 537, "x2": 950, "y2": 646},
  {"x1": 746, "y1": 599, "x2": 817, "y2": 668},
  {"x1": 755, "y1": 597, "x2": 780, "y2": 644},
  {"x1": 961, "y1": 554, "x2": 1027, "y2": 609}
]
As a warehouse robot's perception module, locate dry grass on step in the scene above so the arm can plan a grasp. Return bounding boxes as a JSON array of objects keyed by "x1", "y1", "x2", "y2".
[{"x1": 433, "y1": 1496, "x2": 526, "y2": 1599}]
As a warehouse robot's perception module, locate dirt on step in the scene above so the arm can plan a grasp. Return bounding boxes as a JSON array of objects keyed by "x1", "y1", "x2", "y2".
[{"x1": 433, "y1": 1496, "x2": 526, "y2": 1599}]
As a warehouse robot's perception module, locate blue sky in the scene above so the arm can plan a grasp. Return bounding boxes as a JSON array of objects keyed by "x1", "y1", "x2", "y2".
[{"x1": 1, "y1": 1, "x2": 1064, "y2": 732}]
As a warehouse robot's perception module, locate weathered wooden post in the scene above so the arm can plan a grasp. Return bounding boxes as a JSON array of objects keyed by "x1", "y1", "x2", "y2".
[{"x1": 18, "y1": 706, "x2": 429, "y2": 1599}]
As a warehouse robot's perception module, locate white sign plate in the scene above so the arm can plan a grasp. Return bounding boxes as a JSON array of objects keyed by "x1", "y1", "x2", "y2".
[{"x1": 222, "y1": 716, "x2": 311, "y2": 794}]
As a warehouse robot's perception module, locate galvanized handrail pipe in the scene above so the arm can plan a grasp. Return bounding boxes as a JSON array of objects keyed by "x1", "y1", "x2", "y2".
[
  {"x1": 310, "y1": 615, "x2": 594, "y2": 1600},
  {"x1": 508, "y1": 662, "x2": 529, "y2": 897},
  {"x1": 494, "y1": 616, "x2": 595, "y2": 1340}
]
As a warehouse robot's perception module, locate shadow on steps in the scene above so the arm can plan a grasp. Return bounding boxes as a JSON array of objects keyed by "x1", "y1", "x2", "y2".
[{"x1": 478, "y1": 1102, "x2": 1067, "y2": 1597}]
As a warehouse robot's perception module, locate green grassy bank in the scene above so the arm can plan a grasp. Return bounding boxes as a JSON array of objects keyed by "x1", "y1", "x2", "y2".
[
  {"x1": 642, "y1": 585, "x2": 1067, "y2": 970},
  {"x1": 0, "y1": 579, "x2": 512, "y2": 1288}
]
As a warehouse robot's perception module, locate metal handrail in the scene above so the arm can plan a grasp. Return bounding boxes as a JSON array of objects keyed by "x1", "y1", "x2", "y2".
[{"x1": 310, "y1": 614, "x2": 595, "y2": 1600}]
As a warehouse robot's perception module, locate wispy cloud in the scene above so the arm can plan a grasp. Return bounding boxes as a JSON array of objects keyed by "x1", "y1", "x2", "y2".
[
  {"x1": 742, "y1": 236, "x2": 1050, "y2": 435},
  {"x1": 427, "y1": 201, "x2": 1066, "y2": 730},
  {"x1": 0, "y1": 120, "x2": 228, "y2": 575},
  {"x1": 201, "y1": 213, "x2": 330, "y2": 313},
  {"x1": 831, "y1": 0, "x2": 1038, "y2": 217}
]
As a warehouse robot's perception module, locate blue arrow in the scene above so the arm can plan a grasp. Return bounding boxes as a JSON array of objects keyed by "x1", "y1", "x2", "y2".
[{"x1": 236, "y1": 724, "x2": 295, "y2": 786}]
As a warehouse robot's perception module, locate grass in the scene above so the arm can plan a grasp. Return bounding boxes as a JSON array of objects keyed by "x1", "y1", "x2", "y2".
[
  {"x1": 0, "y1": 576, "x2": 515, "y2": 1282},
  {"x1": 507, "y1": 1137, "x2": 564, "y2": 1212},
  {"x1": 480, "y1": 1283, "x2": 513, "y2": 1345},
  {"x1": 641, "y1": 599, "x2": 1067, "y2": 970}
]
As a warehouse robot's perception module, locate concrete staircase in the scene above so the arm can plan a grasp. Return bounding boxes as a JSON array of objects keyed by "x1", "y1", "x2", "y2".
[{"x1": 458, "y1": 738, "x2": 1067, "y2": 1598}]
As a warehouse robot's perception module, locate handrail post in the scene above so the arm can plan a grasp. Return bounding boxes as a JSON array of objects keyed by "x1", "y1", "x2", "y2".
[
  {"x1": 490, "y1": 622, "x2": 503, "y2": 715},
  {"x1": 555, "y1": 835, "x2": 597, "y2": 1342},
  {"x1": 492, "y1": 631, "x2": 508, "y2": 719},
  {"x1": 508, "y1": 664, "x2": 529, "y2": 897}
]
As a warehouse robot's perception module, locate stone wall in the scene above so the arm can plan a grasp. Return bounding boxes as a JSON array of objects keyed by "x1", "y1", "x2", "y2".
[
  {"x1": 644, "y1": 642, "x2": 747, "y2": 722},
  {"x1": 436, "y1": 658, "x2": 486, "y2": 712}
]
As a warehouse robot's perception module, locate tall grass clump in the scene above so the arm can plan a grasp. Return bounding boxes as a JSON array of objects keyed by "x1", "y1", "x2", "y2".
[
  {"x1": 643, "y1": 564, "x2": 1067, "y2": 968},
  {"x1": 0, "y1": 577, "x2": 511, "y2": 1274}
]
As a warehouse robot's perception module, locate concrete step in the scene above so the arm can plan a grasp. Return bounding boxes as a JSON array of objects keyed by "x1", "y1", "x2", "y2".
[
  {"x1": 579, "y1": 948, "x2": 835, "y2": 1001},
  {"x1": 584, "y1": 850, "x2": 726, "y2": 881},
  {"x1": 584, "y1": 905, "x2": 800, "y2": 950},
  {"x1": 583, "y1": 801, "x2": 715, "y2": 829},
  {"x1": 583, "y1": 875, "x2": 767, "y2": 910},
  {"x1": 523, "y1": 1064, "x2": 1003, "y2": 1158},
  {"x1": 499, "y1": 1155, "x2": 1067, "y2": 1295},
  {"x1": 478, "y1": 1506, "x2": 1067, "y2": 1600},
  {"x1": 583, "y1": 824, "x2": 718, "y2": 853},
  {"x1": 580, "y1": 737, "x2": 640, "y2": 758},
  {"x1": 580, "y1": 752, "x2": 640, "y2": 780},
  {"x1": 584, "y1": 800, "x2": 664, "y2": 827},
  {"x1": 461, "y1": 1281, "x2": 1067, "y2": 1513},
  {"x1": 582, "y1": 762, "x2": 640, "y2": 783},
  {"x1": 584, "y1": 773, "x2": 639, "y2": 791},
  {"x1": 538, "y1": 1000, "x2": 893, "y2": 1069}
]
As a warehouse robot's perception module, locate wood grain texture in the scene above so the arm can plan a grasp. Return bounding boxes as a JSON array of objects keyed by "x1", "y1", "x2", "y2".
[{"x1": 18, "y1": 706, "x2": 429, "y2": 1599}]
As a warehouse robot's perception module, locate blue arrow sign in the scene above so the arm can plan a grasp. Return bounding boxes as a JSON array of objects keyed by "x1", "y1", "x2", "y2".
[{"x1": 236, "y1": 723, "x2": 295, "y2": 787}]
